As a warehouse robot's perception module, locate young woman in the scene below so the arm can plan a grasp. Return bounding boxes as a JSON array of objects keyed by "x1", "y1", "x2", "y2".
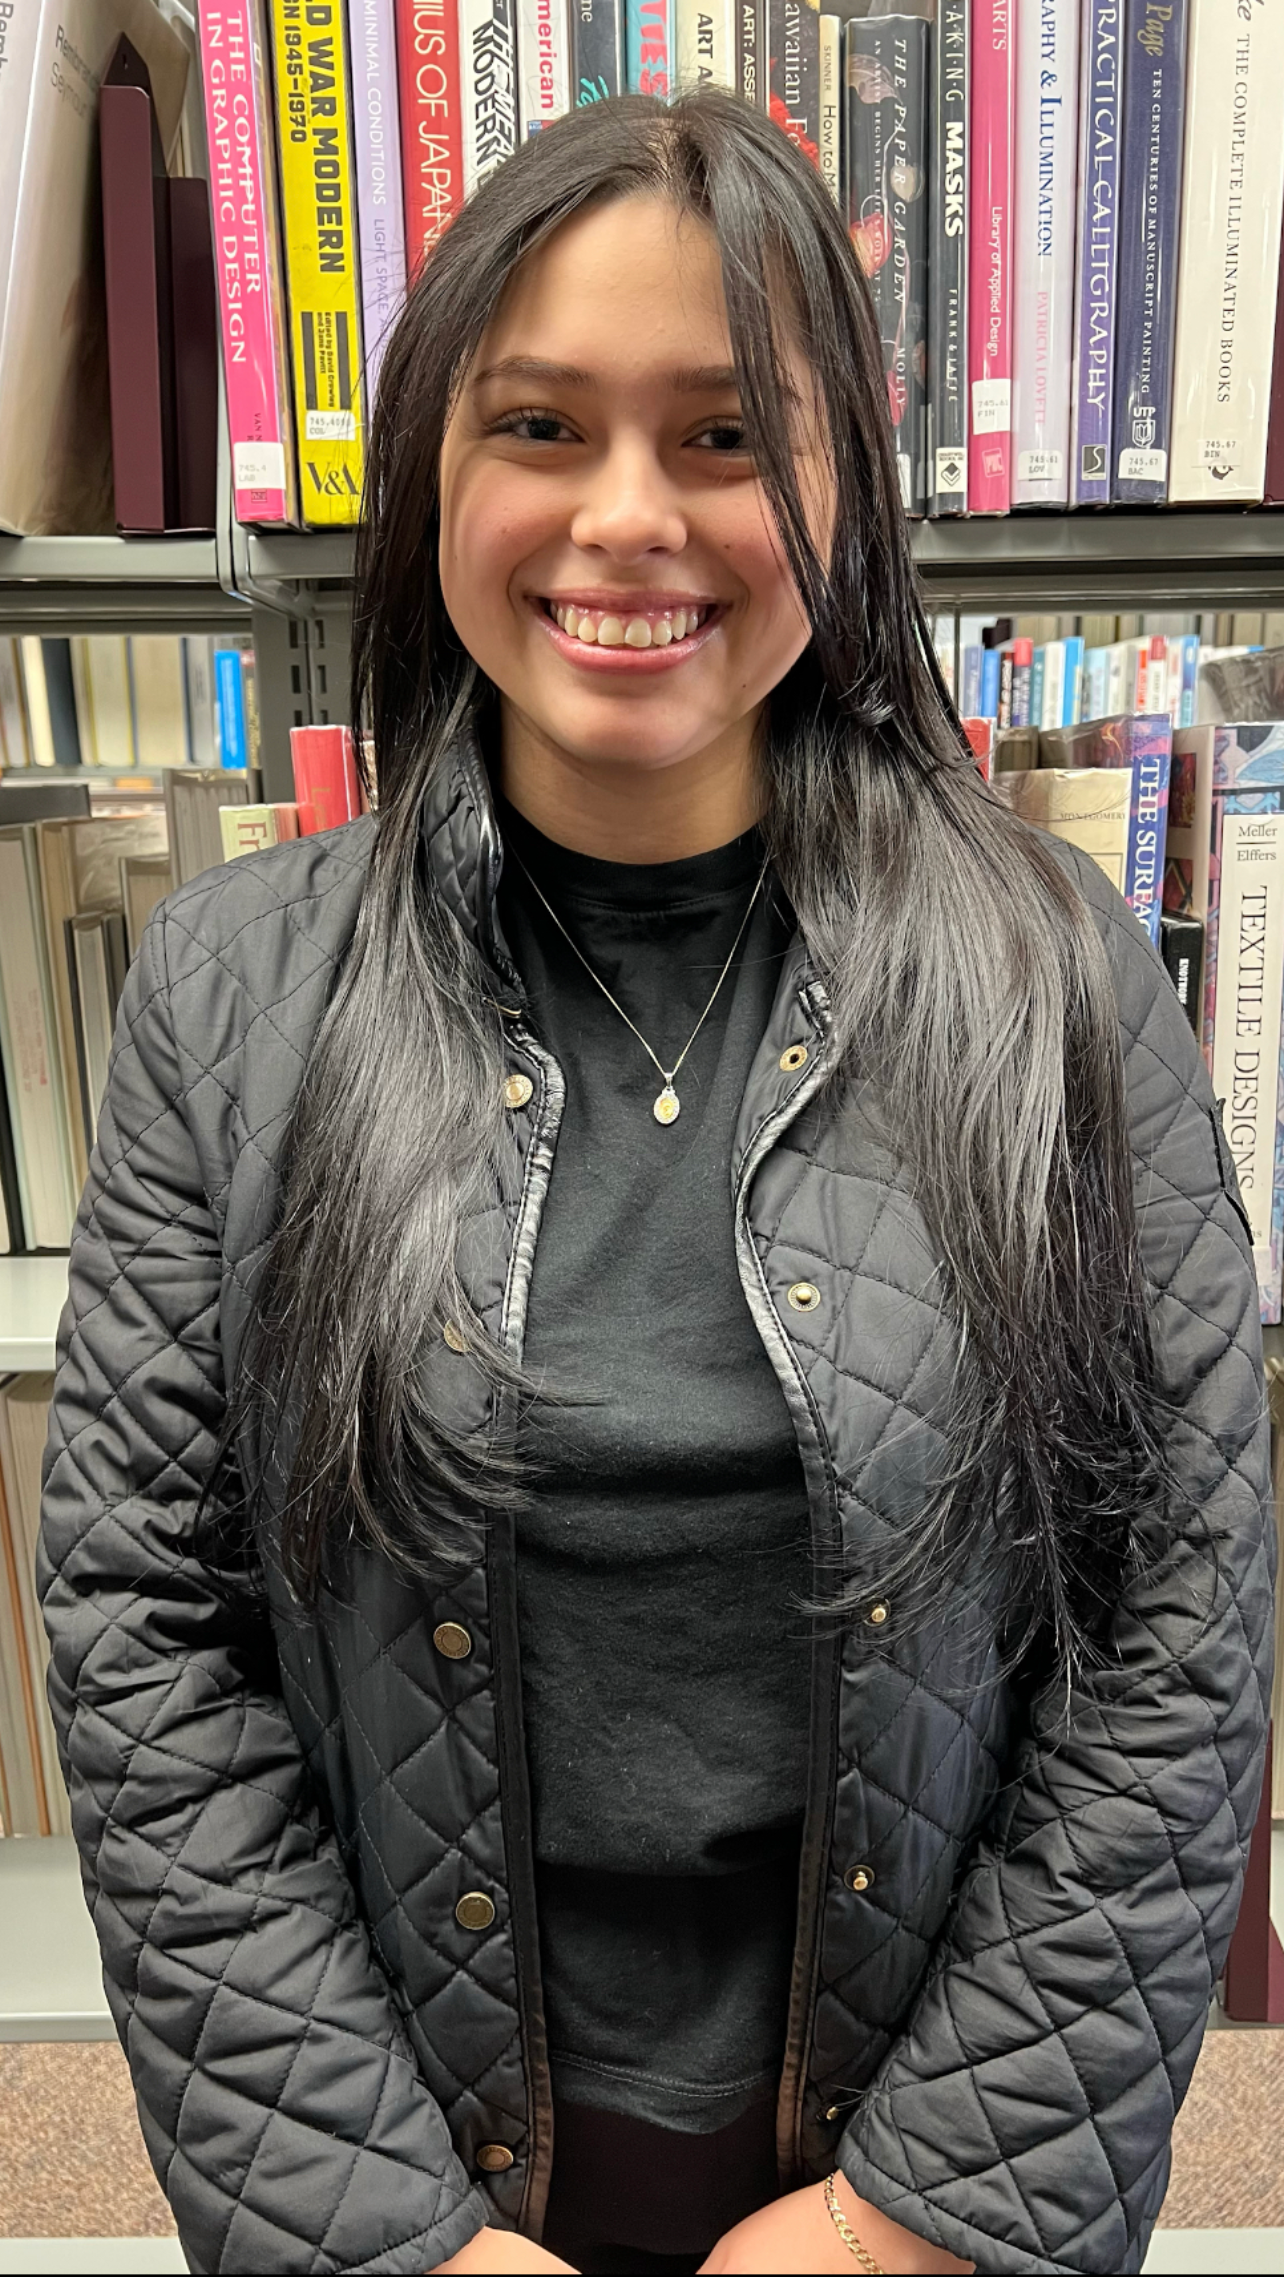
[{"x1": 40, "y1": 92, "x2": 1272, "y2": 2277}]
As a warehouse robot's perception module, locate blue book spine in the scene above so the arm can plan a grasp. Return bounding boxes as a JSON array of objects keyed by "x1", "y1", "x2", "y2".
[
  {"x1": 961, "y1": 645, "x2": 983, "y2": 713},
  {"x1": 1070, "y1": 0, "x2": 1122, "y2": 504},
  {"x1": 980, "y1": 647, "x2": 1001, "y2": 720},
  {"x1": 1084, "y1": 647, "x2": 1107, "y2": 720},
  {"x1": 214, "y1": 649, "x2": 247, "y2": 770},
  {"x1": 1111, "y1": 0, "x2": 1190, "y2": 502},
  {"x1": 1030, "y1": 649, "x2": 1046, "y2": 730},
  {"x1": 1062, "y1": 635, "x2": 1086, "y2": 723},
  {"x1": 1180, "y1": 632, "x2": 1199, "y2": 727},
  {"x1": 1124, "y1": 716, "x2": 1171, "y2": 946},
  {"x1": 627, "y1": 0, "x2": 671, "y2": 89}
]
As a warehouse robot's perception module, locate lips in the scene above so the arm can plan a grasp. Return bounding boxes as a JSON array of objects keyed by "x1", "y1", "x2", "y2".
[{"x1": 542, "y1": 599, "x2": 715, "y2": 649}]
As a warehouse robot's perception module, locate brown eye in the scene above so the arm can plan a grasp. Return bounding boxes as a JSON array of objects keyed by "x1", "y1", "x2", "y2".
[{"x1": 693, "y1": 422, "x2": 749, "y2": 454}]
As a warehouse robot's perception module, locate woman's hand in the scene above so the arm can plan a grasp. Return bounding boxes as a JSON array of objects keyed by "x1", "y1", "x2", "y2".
[
  {"x1": 697, "y1": 2172, "x2": 975, "y2": 2275},
  {"x1": 430, "y1": 2227, "x2": 578, "y2": 2273}
]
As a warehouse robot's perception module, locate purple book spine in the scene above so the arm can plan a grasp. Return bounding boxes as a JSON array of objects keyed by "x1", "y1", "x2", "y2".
[
  {"x1": 1110, "y1": 0, "x2": 1189, "y2": 503},
  {"x1": 1069, "y1": 0, "x2": 1120, "y2": 504},
  {"x1": 347, "y1": 0, "x2": 408, "y2": 404},
  {"x1": 1125, "y1": 715, "x2": 1171, "y2": 946}
]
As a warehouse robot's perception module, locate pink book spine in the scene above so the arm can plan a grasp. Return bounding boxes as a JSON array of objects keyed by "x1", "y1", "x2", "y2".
[
  {"x1": 967, "y1": 0, "x2": 1014, "y2": 513},
  {"x1": 200, "y1": 0, "x2": 295, "y2": 526}
]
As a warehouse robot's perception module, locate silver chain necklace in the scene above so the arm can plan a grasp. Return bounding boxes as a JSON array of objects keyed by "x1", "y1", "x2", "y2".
[{"x1": 508, "y1": 846, "x2": 770, "y2": 1125}]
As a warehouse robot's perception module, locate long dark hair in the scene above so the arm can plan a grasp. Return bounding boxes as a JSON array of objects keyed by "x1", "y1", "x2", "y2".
[{"x1": 237, "y1": 90, "x2": 1180, "y2": 1670}]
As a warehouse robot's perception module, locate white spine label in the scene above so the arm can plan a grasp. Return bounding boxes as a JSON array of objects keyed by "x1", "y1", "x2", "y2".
[
  {"x1": 1118, "y1": 447, "x2": 1167, "y2": 483},
  {"x1": 972, "y1": 379, "x2": 1011, "y2": 435},
  {"x1": 233, "y1": 442, "x2": 287, "y2": 493},
  {"x1": 306, "y1": 410, "x2": 357, "y2": 442},
  {"x1": 1017, "y1": 449, "x2": 1064, "y2": 484}
]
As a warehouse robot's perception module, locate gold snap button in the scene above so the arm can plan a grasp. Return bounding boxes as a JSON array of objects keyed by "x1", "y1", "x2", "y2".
[
  {"x1": 787, "y1": 1282, "x2": 821, "y2": 1312},
  {"x1": 844, "y1": 1864, "x2": 874, "y2": 1894},
  {"x1": 455, "y1": 1891, "x2": 495, "y2": 1931},
  {"x1": 433, "y1": 1621, "x2": 472, "y2": 1660},
  {"x1": 865, "y1": 1601, "x2": 890, "y2": 1627},
  {"x1": 825, "y1": 2104, "x2": 842, "y2": 2121},
  {"x1": 442, "y1": 1320, "x2": 467, "y2": 1353},
  {"x1": 504, "y1": 1073, "x2": 533, "y2": 1109},
  {"x1": 476, "y1": 2142, "x2": 514, "y2": 2173},
  {"x1": 780, "y1": 1044, "x2": 808, "y2": 1072}
]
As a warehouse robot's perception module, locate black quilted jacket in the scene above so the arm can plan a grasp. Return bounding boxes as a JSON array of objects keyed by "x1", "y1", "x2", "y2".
[{"x1": 39, "y1": 740, "x2": 1275, "y2": 2276}]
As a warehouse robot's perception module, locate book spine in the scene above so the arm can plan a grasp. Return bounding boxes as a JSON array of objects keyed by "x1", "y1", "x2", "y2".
[
  {"x1": 348, "y1": 0, "x2": 407, "y2": 401},
  {"x1": 1168, "y1": 0, "x2": 1284, "y2": 504},
  {"x1": 573, "y1": 0, "x2": 626, "y2": 99},
  {"x1": 200, "y1": 0, "x2": 297, "y2": 524},
  {"x1": 627, "y1": 0, "x2": 672, "y2": 89},
  {"x1": 214, "y1": 648, "x2": 249, "y2": 768},
  {"x1": 291, "y1": 723, "x2": 363, "y2": 830},
  {"x1": 1160, "y1": 910, "x2": 1204, "y2": 1035},
  {"x1": 1264, "y1": 199, "x2": 1284, "y2": 503},
  {"x1": 736, "y1": 0, "x2": 763, "y2": 99},
  {"x1": 1124, "y1": 716, "x2": 1170, "y2": 947},
  {"x1": 845, "y1": 16, "x2": 930, "y2": 512},
  {"x1": 1111, "y1": 0, "x2": 1190, "y2": 502},
  {"x1": 1062, "y1": 633, "x2": 1085, "y2": 722},
  {"x1": 1210, "y1": 795, "x2": 1284, "y2": 1320},
  {"x1": 962, "y1": 644, "x2": 982, "y2": 711},
  {"x1": 1011, "y1": 0, "x2": 1079, "y2": 505},
  {"x1": 462, "y1": 0, "x2": 520, "y2": 185},
  {"x1": 818, "y1": 14, "x2": 841, "y2": 198},
  {"x1": 981, "y1": 645, "x2": 1001, "y2": 717},
  {"x1": 929, "y1": 0, "x2": 968, "y2": 511},
  {"x1": 677, "y1": 0, "x2": 736, "y2": 87},
  {"x1": 397, "y1": 0, "x2": 466, "y2": 271},
  {"x1": 769, "y1": 0, "x2": 821, "y2": 167},
  {"x1": 967, "y1": 0, "x2": 1014, "y2": 511},
  {"x1": 270, "y1": 0, "x2": 366, "y2": 526},
  {"x1": 1068, "y1": 0, "x2": 1121, "y2": 502},
  {"x1": 220, "y1": 805, "x2": 282, "y2": 859},
  {"x1": 519, "y1": 0, "x2": 573, "y2": 130}
]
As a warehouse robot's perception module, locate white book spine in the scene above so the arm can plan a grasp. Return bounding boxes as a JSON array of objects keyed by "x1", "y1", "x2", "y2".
[
  {"x1": 183, "y1": 637, "x2": 217, "y2": 770},
  {"x1": 1011, "y1": 0, "x2": 1080, "y2": 504},
  {"x1": 675, "y1": 0, "x2": 735, "y2": 88},
  {"x1": 0, "y1": 638, "x2": 29, "y2": 765},
  {"x1": 70, "y1": 638, "x2": 99, "y2": 766},
  {"x1": 1043, "y1": 640, "x2": 1065, "y2": 729},
  {"x1": 818, "y1": 15, "x2": 841, "y2": 202},
  {"x1": 1211, "y1": 807, "x2": 1284, "y2": 1310},
  {"x1": 19, "y1": 637, "x2": 54, "y2": 767},
  {"x1": 517, "y1": 0, "x2": 571, "y2": 134},
  {"x1": 461, "y1": 0, "x2": 519, "y2": 194},
  {"x1": 0, "y1": 837, "x2": 75, "y2": 1247},
  {"x1": 90, "y1": 636, "x2": 137, "y2": 771},
  {"x1": 0, "y1": 0, "x2": 45, "y2": 341},
  {"x1": 1169, "y1": 0, "x2": 1284, "y2": 503}
]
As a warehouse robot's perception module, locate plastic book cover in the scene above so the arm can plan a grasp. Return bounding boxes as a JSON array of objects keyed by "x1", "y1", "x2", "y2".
[
  {"x1": 992, "y1": 767, "x2": 1131, "y2": 897},
  {"x1": 461, "y1": 0, "x2": 519, "y2": 189},
  {"x1": 1111, "y1": 0, "x2": 1189, "y2": 502},
  {"x1": 768, "y1": 0, "x2": 821, "y2": 166},
  {"x1": 1011, "y1": 0, "x2": 1079, "y2": 506},
  {"x1": 1265, "y1": 215, "x2": 1284, "y2": 504},
  {"x1": 845, "y1": 14, "x2": 930, "y2": 512},
  {"x1": 737, "y1": 0, "x2": 764, "y2": 100},
  {"x1": 627, "y1": 0, "x2": 672, "y2": 89},
  {"x1": 348, "y1": 0, "x2": 407, "y2": 401},
  {"x1": 574, "y1": 0, "x2": 626, "y2": 99},
  {"x1": 1068, "y1": 0, "x2": 1120, "y2": 504},
  {"x1": 928, "y1": 0, "x2": 968, "y2": 510},
  {"x1": 397, "y1": 0, "x2": 465, "y2": 269},
  {"x1": 519, "y1": 0, "x2": 572, "y2": 132},
  {"x1": 1168, "y1": 0, "x2": 1284, "y2": 504},
  {"x1": 1039, "y1": 712, "x2": 1170, "y2": 945},
  {"x1": 270, "y1": 0, "x2": 366, "y2": 526},
  {"x1": 677, "y1": 0, "x2": 736, "y2": 88},
  {"x1": 966, "y1": 0, "x2": 1014, "y2": 512}
]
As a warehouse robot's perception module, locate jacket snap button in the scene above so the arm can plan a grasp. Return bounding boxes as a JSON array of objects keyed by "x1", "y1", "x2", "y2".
[
  {"x1": 779, "y1": 1044, "x2": 808, "y2": 1072},
  {"x1": 787, "y1": 1282, "x2": 821, "y2": 1312},
  {"x1": 433, "y1": 1621, "x2": 472, "y2": 1660},
  {"x1": 442, "y1": 1320, "x2": 467, "y2": 1353},
  {"x1": 455, "y1": 1891, "x2": 495, "y2": 1930},
  {"x1": 504, "y1": 1073, "x2": 533, "y2": 1109},
  {"x1": 477, "y1": 2142, "x2": 514, "y2": 2173},
  {"x1": 865, "y1": 1601, "x2": 890, "y2": 1627},
  {"x1": 844, "y1": 1864, "x2": 874, "y2": 1894}
]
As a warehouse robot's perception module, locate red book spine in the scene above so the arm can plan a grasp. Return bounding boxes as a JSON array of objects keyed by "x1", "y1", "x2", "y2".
[
  {"x1": 290, "y1": 726, "x2": 363, "y2": 834},
  {"x1": 397, "y1": 0, "x2": 466, "y2": 281}
]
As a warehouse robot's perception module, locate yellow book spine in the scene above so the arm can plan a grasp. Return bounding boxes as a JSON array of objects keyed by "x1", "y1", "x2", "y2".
[{"x1": 271, "y1": 0, "x2": 365, "y2": 526}]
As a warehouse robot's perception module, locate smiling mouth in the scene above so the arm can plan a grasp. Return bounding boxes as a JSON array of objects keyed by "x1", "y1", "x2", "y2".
[{"x1": 540, "y1": 599, "x2": 717, "y2": 649}]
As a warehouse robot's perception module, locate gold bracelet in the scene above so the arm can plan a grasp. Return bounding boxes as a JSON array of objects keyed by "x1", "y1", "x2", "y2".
[{"x1": 823, "y1": 2173, "x2": 887, "y2": 2274}]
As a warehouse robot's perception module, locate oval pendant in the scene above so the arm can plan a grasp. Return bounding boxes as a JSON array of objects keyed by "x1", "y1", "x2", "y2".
[{"x1": 653, "y1": 1085, "x2": 680, "y2": 1125}]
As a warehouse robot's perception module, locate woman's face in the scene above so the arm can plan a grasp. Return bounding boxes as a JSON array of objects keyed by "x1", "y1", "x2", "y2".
[{"x1": 437, "y1": 194, "x2": 829, "y2": 786}]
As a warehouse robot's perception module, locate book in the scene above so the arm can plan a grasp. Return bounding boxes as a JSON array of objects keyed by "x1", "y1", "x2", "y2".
[
  {"x1": 219, "y1": 803, "x2": 302, "y2": 857},
  {"x1": 38, "y1": 641, "x2": 83, "y2": 768},
  {"x1": 737, "y1": 0, "x2": 763, "y2": 100},
  {"x1": 348, "y1": 0, "x2": 407, "y2": 400},
  {"x1": 130, "y1": 637, "x2": 189, "y2": 769},
  {"x1": 519, "y1": 0, "x2": 573, "y2": 129},
  {"x1": 993, "y1": 765, "x2": 1133, "y2": 898},
  {"x1": 1160, "y1": 909, "x2": 1204, "y2": 1036},
  {"x1": 165, "y1": 770, "x2": 254, "y2": 886},
  {"x1": 197, "y1": 0, "x2": 298, "y2": 524},
  {"x1": 1111, "y1": 0, "x2": 1190, "y2": 502},
  {"x1": 677, "y1": 0, "x2": 735, "y2": 87},
  {"x1": 461, "y1": 0, "x2": 520, "y2": 188},
  {"x1": 628, "y1": 0, "x2": 672, "y2": 90},
  {"x1": 928, "y1": 0, "x2": 968, "y2": 512},
  {"x1": 184, "y1": 637, "x2": 218, "y2": 770},
  {"x1": 1040, "y1": 713, "x2": 1172, "y2": 944},
  {"x1": 967, "y1": 0, "x2": 1014, "y2": 512},
  {"x1": 71, "y1": 639, "x2": 135, "y2": 772},
  {"x1": 1011, "y1": 0, "x2": 1079, "y2": 506},
  {"x1": 397, "y1": 0, "x2": 466, "y2": 273},
  {"x1": 65, "y1": 911, "x2": 129, "y2": 1157},
  {"x1": 1264, "y1": 210, "x2": 1284, "y2": 505},
  {"x1": 270, "y1": 0, "x2": 367, "y2": 526},
  {"x1": 0, "y1": 831, "x2": 78, "y2": 1247},
  {"x1": 1069, "y1": 0, "x2": 1122, "y2": 504},
  {"x1": 573, "y1": 0, "x2": 627, "y2": 98},
  {"x1": 0, "y1": 0, "x2": 189, "y2": 537},
  {"x1": 818, "y1": 14, "x2": 841, "y2": 198},
  {"x1": 0, "y1": 1447, "x2": 48, "y2": 1831},
  {"x1": 121, "y1": 853, "x2": 174, "y2": 957},
  {"x1": 845, "y1": 13, "x2": 930, "y2": 512},
  {"x1": 215, "y1": 647, "x2": 250, "y2": 769},
  {"x1": 241, "y1": 651, "x2": 262, "y2": 775},
  {"x1": 291, "y1": 724, "x2": 364, "y2": 830},
  {"x1": 0, "y1": 641, "x2": 29, "y2": 769},
  {"x1": 0, "y1": 1375, "x2": 69, "y2": 1833},
  {"x1": 769, "y1": 0, "x2": 821, "y2": 165},
  {"x1": 1168, "y1": 0, "x2": 1284, "y2": 504}
]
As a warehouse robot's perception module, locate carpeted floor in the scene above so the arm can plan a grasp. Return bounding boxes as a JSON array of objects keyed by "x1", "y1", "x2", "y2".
[{"x1": 1, "y1": 2028, "x2": 1282, "y2": 2239}]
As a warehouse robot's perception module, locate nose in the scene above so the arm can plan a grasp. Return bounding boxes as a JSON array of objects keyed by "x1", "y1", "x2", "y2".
[{"x1": 568, "y1": 433, "x2": 688, "y2": 561}]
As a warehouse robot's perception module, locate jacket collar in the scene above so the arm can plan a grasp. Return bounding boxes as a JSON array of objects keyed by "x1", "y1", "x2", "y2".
[{"x1": 418, "y1": 720, "x2": 518, "y2": 990}]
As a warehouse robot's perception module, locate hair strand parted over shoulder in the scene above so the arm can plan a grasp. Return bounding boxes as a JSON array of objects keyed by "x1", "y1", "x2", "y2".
[{"x1": 229, "y1": 92, "x2": 1184, "y2": 1676}]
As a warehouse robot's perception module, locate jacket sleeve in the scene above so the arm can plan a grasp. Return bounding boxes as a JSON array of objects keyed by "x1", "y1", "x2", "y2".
[
  {"x1": 37, "y1": 912, "x2": 489, "y2": 2276},
  {"x1": 838, "y1": 882, "x2": 1276, "y2": 2275}
]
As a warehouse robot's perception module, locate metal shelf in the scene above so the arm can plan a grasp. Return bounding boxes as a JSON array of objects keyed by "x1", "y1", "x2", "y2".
[
  {"x1": 0, "y1": 534, "x2": 248, "y2": 631},
  {"x1": 0, "y1": 1835, "x2": 113, "y2": 2040},
  {"x1": 912, "y1": 510, "x2": 1284, "y2": 609},
  {"x1": 0, "y1": 1255, "x2": 68, "y2": 1372}
]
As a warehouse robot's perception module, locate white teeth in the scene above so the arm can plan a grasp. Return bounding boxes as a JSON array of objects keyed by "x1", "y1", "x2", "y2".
[
  {"x1": 576, "y1": 614, "x2": 597, "y2": 643},
  {"x1": 672, "y1": 610, "x2": 687, "y2": 640},
  {"x1": 651, "y1": 618, "x2": 672, "y2": 646},
  {"x1": 549, "y1": 602, "x2": 708, "y2": 644},
  {"x1": 563, "y1": 605, "x2": 580, "y2": 635},
  {"x1": 596, "y1": 616, "x2": 625, "y2": 647},
  {"x1": 624, "y1": 617, "x2": 652, "y2": 648}
]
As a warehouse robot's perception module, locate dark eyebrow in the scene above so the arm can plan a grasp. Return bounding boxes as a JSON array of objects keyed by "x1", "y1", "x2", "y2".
[{"x1": 470, "y1": 356, "x2": 759, "y2": 395}]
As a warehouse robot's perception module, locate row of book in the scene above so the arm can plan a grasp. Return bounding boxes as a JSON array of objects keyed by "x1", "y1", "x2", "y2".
[
  {"x1": 0, "y1": 636, "x2": 257, "y2": 776},
  {"x1": 0, "y1": 1374, "x2": 67, "y2": 1837}
]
